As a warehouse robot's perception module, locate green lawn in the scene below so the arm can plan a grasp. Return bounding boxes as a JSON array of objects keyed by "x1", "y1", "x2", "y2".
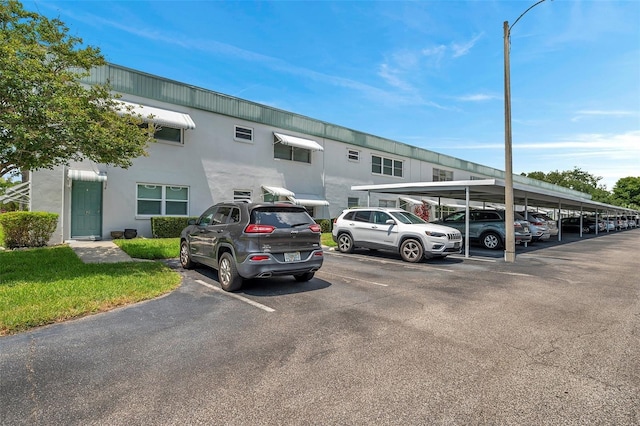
[{"x1": 0, "y1": 245, "x2": 180, "y2": 336}]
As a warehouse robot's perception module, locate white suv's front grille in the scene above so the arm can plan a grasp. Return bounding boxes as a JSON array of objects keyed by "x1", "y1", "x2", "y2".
[{"x1": 448, "y1": 232, "x2": 462, "y2": 240}]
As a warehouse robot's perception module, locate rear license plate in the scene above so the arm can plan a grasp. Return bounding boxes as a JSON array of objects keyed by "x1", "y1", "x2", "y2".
[{"x1": 284, "y1": 252, "x2": 301, "y2": 262}]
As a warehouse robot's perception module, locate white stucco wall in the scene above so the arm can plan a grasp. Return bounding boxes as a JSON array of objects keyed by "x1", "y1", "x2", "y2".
[{"x1": 28, "y1": 94, "x2": 474, "y2": 243}]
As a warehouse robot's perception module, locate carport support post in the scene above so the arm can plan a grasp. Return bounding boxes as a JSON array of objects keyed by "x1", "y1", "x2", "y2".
[{"x1": 504, "y1": 20, "x2": 516, "y2": 263}]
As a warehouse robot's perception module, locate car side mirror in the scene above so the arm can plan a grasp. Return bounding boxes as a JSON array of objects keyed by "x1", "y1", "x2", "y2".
[
  {"x1": 386, "y1": 219, "x2": 395, "y2": 225},
  {"x1": 188, "y1": 219, "x2": 196, "y2": 225}
]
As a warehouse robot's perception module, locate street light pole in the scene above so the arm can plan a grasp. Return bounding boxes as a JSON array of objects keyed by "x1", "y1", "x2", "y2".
[
  {"x1": 503, "y1": 0, "x2": 548, "y2": 263},
  {"x1": 503, "y1": 20, "x2": 515, "y2": 263}
]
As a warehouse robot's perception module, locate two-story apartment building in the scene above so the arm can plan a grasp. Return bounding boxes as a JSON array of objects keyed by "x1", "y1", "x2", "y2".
[{"x1": 28, "y1": 64, "x2": 567, "y2": 244}]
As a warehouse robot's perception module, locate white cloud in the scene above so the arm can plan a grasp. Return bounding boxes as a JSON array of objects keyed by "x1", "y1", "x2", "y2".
[
  {"x1": 451, "y1": 33, "x2": 484, "y2": 58},
  {"x1": 571, "y1": 110, "x2": 637, "y2": 122},
  {"x1": 456, "y1": 93, "x2": 501, "y2": 102}
]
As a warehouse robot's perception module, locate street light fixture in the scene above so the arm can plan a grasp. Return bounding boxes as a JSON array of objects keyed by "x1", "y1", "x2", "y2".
[{"x1": 504, "y1": 0, "x2": 549, "y2": 263}]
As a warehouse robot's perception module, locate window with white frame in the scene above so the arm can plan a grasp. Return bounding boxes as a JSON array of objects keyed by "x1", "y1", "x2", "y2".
[
  {"x1": 348, "y1": 149, "x2": 360, "y2": 162},
  {"x1": 274, "y1": 144, "x2": 311, "y2": 163},
  {"x1": 372, "y1": 155, "x2": 403, "y2": 177},
  {"x1": 433, "y1": 168, "x2": 453, "y2": 182},
  {"x1": 470, "y1": 175, "x2": 484, "y2": 180},
  {"x1": 347, "y1": 197, "x2": 359, "y2": 208},
  {"x1": 234, "y1": 190, "x2": 252, "y2": 201},
  {"x1": 137, "y1": 184, "x2": 189, "y2": 216},
  {"x1": 379, "y1": 199, "x2": 396, "y2": 208},
  {"x1": 234, "y1": 125, "x2": 253, "y2": 143}
]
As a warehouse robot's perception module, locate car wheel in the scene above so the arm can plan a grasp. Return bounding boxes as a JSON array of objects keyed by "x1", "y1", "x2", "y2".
[
  {"x1": 294, "y1": 272, "x2": 315, "y2": 282},
  {"x1": 582, "y1": 226, "x2": 591, "y2": 233},
  {"x1": 218, "y1": 252, "x2": 243, "y2": 292},
  {"x1": 400, "y1": 238, "x2": 423, "y2": 263},
  {"x1": 337, "y1": 233, "x2": 354, "y2": 253},
  {"x1": 180, "y1": 241, "x2": 194, "y2": 269},
  {"x1": 481, "y1": 232, "x2": 502, "y2": 250}
]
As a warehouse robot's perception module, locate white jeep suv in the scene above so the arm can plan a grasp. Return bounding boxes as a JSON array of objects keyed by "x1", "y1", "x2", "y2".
[{"x1": 332, "y1": 207, "x2": 463, "y2": 263}]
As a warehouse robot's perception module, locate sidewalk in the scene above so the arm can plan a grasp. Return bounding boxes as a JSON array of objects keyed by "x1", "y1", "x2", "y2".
[{"x1": 67, "y1": 240, "x2": 134, "y2": 263}]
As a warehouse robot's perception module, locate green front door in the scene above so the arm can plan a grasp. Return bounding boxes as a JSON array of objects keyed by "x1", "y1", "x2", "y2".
[{"x1": 71, "y1": 180, "x2": 103, "y2": 238}]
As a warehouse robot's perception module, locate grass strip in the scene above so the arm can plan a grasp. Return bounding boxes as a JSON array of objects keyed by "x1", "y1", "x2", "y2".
[{"x1": 114, "y1": 237, "x2": 180, "y2": 259}]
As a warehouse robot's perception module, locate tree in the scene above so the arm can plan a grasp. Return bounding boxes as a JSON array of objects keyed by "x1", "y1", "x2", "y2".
[
  {"x1": 521, "y1": 167, "x2": 612, "y2": 204},
  {"x1": 612, "y1": 177, "x2": 640, "y2": 209},
  {"x1": 0, "y1": 0, "x2": 153, "y2": 178}
]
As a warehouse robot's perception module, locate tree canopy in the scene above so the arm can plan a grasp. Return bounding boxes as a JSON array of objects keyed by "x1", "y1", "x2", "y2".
[
  {"x1": 521, "y1": 168, "x2": 640, "y2": 209},
  {"x1": 612, "y1": 177, "x2": 640, "y2": 209},
  {"x1": 0, "y1": 0, "x2": 153, "y2": 178},
  {"x1": 521, "y1": 167, "x2": 613, "y2": 204}
]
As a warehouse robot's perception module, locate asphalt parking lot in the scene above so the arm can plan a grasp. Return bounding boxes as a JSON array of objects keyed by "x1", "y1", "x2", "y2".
[{"x1": 1, "y1": 229, "x2": 639, "y2": 425}]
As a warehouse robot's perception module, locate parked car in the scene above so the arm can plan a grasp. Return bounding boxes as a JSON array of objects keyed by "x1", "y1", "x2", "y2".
[
  {"x1": 517, "y1": 211, "x2": 551, "y2": 241},
  {"x1": 603, "y1": 215, "x2": 627, "y2": 230},
  {"x1": 626, "y1": 215, "x2": 638, "y2": 228},
  {"x1": 560, "y1": 216, "x2": 604, "y2": 234},
  {"x1": 529, "y1": 212, "x2": 558, "y2": 237},
  {"x1": 180, "y1": 202, "x2": 323, "y2": 291},
  {"x1": 332, "y1": 207, "x2": 463, "y2": 262},
  {"x1": 434, "y1": 209, "x2": 532, "y2": 250},
  {"x1": 602, "y1": 217, "x2": 616, "y2": 232}
]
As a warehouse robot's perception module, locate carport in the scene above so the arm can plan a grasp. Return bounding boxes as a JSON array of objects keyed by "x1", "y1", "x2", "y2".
[{"x1": 352, "y1": 178, "x2": 637, "y2": 260}]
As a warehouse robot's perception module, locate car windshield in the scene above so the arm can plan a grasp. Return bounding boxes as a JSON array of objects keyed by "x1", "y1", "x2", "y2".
[
  {"x1": 251, "y1": 208, "x2": 313, "y2": 229},
  {"x1": 390, "y1": 211, "x2": 426, "y2": 224}
]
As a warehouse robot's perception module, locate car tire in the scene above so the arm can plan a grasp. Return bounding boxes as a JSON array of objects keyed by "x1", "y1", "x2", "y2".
[
  {"x1": 294, "y1": 272, "x2": 315, "y2": 282},
  {"x1": 180, "y1": 241, "x2": 194, "y2": 269},
  {"x1": 481, "y1": 232, "x2": 502, "y2": 250},
  {"x1": 399, "y1": 238, "x2": 424, "y2": 263},
  {"x1": 582, "y1": 226, "x2": 591, "y2": 233},
  {"x1": 218, "y1": 252, "x2": 243, "y2": 292},
  {"x1": 337, "y1": 233, "x2": 354, "y2": 253}
]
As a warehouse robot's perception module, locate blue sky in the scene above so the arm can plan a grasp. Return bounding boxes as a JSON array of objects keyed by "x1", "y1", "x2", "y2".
[{"x1": 26, "y1": 0, "x2": 640, "y2": 190}]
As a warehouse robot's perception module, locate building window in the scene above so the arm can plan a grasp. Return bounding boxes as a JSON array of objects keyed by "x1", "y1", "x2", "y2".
[
  {"x1": 274, "y1": 143, "x2": 311, "y2": 163},
  {"x1": 434, "y1": 205, "x2": 456, "y2": 220},
  {"x1": 234, "y1": 190, "x2": 252, "y2": 201},
  {"x1": 347, "y1": 197, "x2": 359, "y2": 208},
  {"x1": 234, "y1": 125, "x2": 253, "y2": 143},
  {"x1": 137, "y1": 184, "x2": 189, "y2": 216},
  {"x1": 141, "y1": 123, "x2": 183, "y2": 144},
  {"x1": 372, "y1": 155, "x2": 403, "y2": 177},
  {"x1": 470, "y1": 175, "x2": 484, "y2": 180},
  {"x1": 379, "y1": 199, "x2": 396, "y2": 208},
  {"x1": 433, "y1": 168, "x2": 453, "y2": 182},
  {"x1": 348, "y1": 149, "x2": 360, "y2": 162}
]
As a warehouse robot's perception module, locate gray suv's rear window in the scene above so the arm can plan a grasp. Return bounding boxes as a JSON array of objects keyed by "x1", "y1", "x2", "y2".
[{"x1": 251, "y1": 208, "x2": 313, "y2": 228}]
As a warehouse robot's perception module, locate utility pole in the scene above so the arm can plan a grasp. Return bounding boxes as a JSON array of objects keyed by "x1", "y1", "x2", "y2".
[{"x1": 503, "y1": 0, "x2": 549, "y2": 263}]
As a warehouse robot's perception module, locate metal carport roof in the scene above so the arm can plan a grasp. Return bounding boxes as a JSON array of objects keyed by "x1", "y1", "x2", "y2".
[{"x1": 352, "y1": 179, "x2": 636, "y2": 213}]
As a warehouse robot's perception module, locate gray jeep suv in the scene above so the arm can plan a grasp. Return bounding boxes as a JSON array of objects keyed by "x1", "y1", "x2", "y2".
[{"x1": 180, "y1": 202, "x2": 323, "y2": 291}]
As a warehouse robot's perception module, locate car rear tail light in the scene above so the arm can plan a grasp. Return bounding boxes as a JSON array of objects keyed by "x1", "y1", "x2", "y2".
[
  {"x1": 309, "y1": 224, "x2": 322, "y2": 233},
  {"x1": 314, "y1": 251, "x2": 324, "y2": 257},
  {"x1": 514, "y1": 222, "x2": 523, "y2": 229},
  {"x1": 245, "y1": 224, "x2": 276, "y2": 234},
  {"x1": 531, "y1": 221, "x2": 544, "y2": 226}
]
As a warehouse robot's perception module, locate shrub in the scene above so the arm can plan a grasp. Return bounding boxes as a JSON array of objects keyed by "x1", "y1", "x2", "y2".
[
  {"x1": 151, "y1": 216, "x2": 197, "y2": 238},
  {"x1": 0, "y1": 211, "x2": 59, "y2": 249},
  {"x1": 316, "y1": 219, "x2": 333, "y2": 233}
]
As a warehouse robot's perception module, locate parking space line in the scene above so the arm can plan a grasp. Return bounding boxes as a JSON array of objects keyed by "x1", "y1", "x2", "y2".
[
  {"x1": 495, "y1": 271, "x2": 535, "y2": 278},
  {"x1": 195, "y1": 279, "x2": 275, "y2": 312},
  {"x1": 316, "y1": 271, "x2": 389, "y2": 287}
]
